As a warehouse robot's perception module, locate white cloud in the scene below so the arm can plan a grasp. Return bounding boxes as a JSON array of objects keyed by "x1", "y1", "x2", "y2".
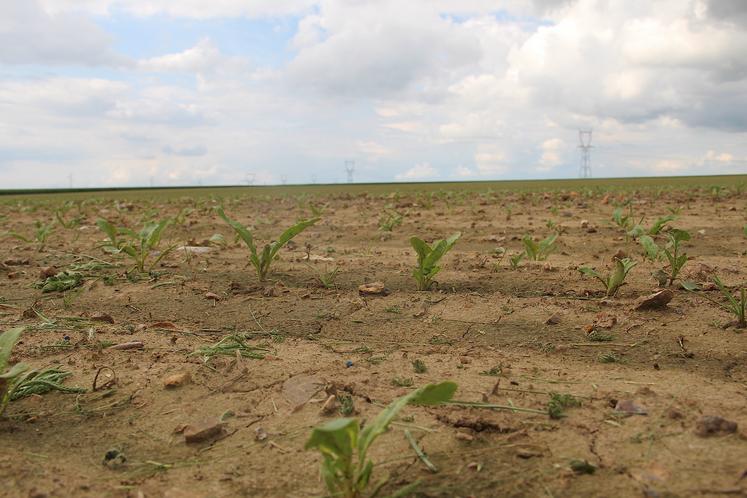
[
  {"x1": 139, "y1": 38, "x2": 250, "y2": 75},
  {"x1": 538, "y1": 138, "x2": 565, "y2": 171},
  {"x1": 396, "y1": 162, "x2": 438, "y2": 181}
]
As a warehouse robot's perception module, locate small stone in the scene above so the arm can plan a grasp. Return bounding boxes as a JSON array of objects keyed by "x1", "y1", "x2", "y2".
[
  {"x1": 454, "y1": 431, "x2": 474, "y2": 442},
  {"x1": 695, "y1": 416, "x2": 737, "y2": 437},
  {"x1": 545, "y1": 313, "x2": 561, "y2": 325},
  {"x1": 92, "y1": 312, "x2": 115, "y2": 324},
  {"x1": 358, "y1": 282, "x2": 388, "y2": 296},
  {"x1": 614, "y1": 399, "x2": 648, "y2": 416},
  {"x1": 39, "y1": 266, "x2": 57, "y2": 279},
  {"x1": 164, "y1": 372, "x2": 192, "y2": 389},
  {"x1": 634, "y1": 289, "x2": 674, "y2": 311},
  {"x1": 516, "y1": 448, "x2": 542, "y2": 459},
  {"x1": 580, "y1": 220, "x2": 589, "y2": 228},
  {"x1": 204, "y1": 292, "x2": 220, "y2": 301},
  {"x1": 320, "y1": 395, "x2": 338, "y2": 415},
  {"x1": 109, "y1": 341, "x2": 144, "y2": 350},
  {"x1": 255, "y1": 426, "x2": 268, "y2": 441},
  {"x1": 586, "y1": 226, "x2": 597, "y2": 233},
  {"x1": 183, "y1": 418, "x2": 225, "y2": 443},
  {"x1": 460, "y1": 356, "x2": 472, "y2": 364},
  {"x1": 595, "y1": 312, "x2": 617, "y2": 329}
]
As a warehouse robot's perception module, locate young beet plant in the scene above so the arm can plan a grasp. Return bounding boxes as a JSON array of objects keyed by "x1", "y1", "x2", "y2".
[
  {"x1": 522, "y1": 234, "x2": 557, "y2": 261},
  {"x1": 579, "y1": 258, "x2": 637, "y2": 297},
  {"x1": 410, "y1": 233, "x2": 460, "y2": 290},
  {"x1": 0, "y1": 327, "x2": 27, "y2": 416},
  {"x1": 97, "y1": 218, "x2": 175, "y2": 273},
  {"x1": 306, "y1": 382, "x2": 457, "y2": 498},
  {"x1": 662, "y1": 229, "x2": 690, "y2": 286},
  {"x1": 216, "y1": 207, "x2": 319, "y2": 281}
]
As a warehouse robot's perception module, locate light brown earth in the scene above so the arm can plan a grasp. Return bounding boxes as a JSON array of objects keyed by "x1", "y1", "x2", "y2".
[{"x1": 1, "y1": 180, "x2": 746, "y2": 498}]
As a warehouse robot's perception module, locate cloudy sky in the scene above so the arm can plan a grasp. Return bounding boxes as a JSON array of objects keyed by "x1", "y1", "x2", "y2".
[{"x1": 2, "y1": 0, "x2": 746, "y2": 188}]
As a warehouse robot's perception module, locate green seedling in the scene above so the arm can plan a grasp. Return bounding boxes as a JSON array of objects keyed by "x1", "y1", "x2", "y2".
[
  {"x1": 391, "y1": 377, "x2": 414, "y2": 387},
  {"x1": 174, "y1": 207, "x2": 194, "y2": 226},
  {"x1": 10, "y1": 367, "x2": 85, "y2": 400},
  {"x1": 578, "y1": 258, "x2": 637, "y2": 297},
  {"x1": 378, "y1": 210, "x2": 403, "y2": 232},
  {"x1": 522, "y1": 234, "x2": 557, "y2": 261},
  {"x1": 628, "y1": 214, "x2": 676, "y2": 239},
  {"x1": 1, "y1": 327, "x2": 28, "y2": 416},
  {"x1": 638, "y1": 235, "x2": 660, "y2": 261},
  {"x1": 305, "y1": 381, "x2": 457, "y2": 498},
  {"x1": 683, "y1": 277, "x2": 746, "y2": 328},
  {"x1": 216, "y1": 207, "x2": 319, "y2": 281},
  {"x1": 307, "y1": 265, "x2": 339, "y2": 289},
  {"x1": 9, "y1": 220, "x2": 55, "y2": 251},
  {"x1": 34, "y1": 270, "x2": 84, "y2": 293},
  {"x1": 208, "y1": 233, "x2": 227, "y2": 248},
  {"x1": 509, "y1": 252, "x2": 524, "y2": 270},
  {"x1": 190, "y1": 334, "x2": 271, "y2": 363},
  {"x1": 662, "y1": 229, "x2": 690, "y2": 285},
  {"x1": 410, "y1": 232, "x2": 460, "y2": 291},
  {"x1": 55, "y1": 208, "x2": 83, "y2": 229},
  {"x1": 97, "y1": 218, "x2": 175, "y2": 273},
  {"x1": 547, "y1": 392, "x2": 581, "y2": 419},
  {"x1": 412, "y1": 359, "x2": 427, "y2": 373},
  {"x1": 612, "y1": 205, "x2": 634, "y2": 231}
]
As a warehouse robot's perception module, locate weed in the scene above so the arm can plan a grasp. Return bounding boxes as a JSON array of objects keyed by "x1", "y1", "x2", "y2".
[
  {"x1": 305, "y1": 382, "x2": 456, "y2": 498},
  {"x1": 391, "y1": 377, "x2": 414, "y2": 387},
  {"x1": 662, "y1": 229, "x2": 690, "y2": 285},
  {"x1": 0, "y1": 327, "x2": 27, "y2": 416},
  {"x1": 547, "y1": 392, "x2": 581, "y2": 419},
  {"x1": 598, "y1": 352, "x2": 620, "y2": 363},
  {"x1": 479, "y1": 365, "x2": 502, "y2": 376},
  {"x1": 190, "y1": 334, "x2": 270, "y2": 363},
  {"x1": 337, "y1": 391, "x2": 355, "y2": 416},
  {"x1": 587, "y1": 330, "x2": 614, "y2": 342},
  {"x1": 522, "y1": 234, "x2": 557, "y2": 261},
  {"x1": 10, "y1": 367, "x2": 85, "y2": 400},
  {"x1": 384, "y1": 305, "x2": 401, "y2": 314},
  {"x1": 683, "y1": 277, "x2": 746, "y2": 328},
  {"x1": 34, "y1": 270, "x2": 84, "y2": 293},
  {"x1": 509, "y1": 252, "x2": 524, "y2": 270},
  {"x1": 216, "y1": 207, "x2": 319, "y2": 281},
  {"x1": 612, "y1": 205, "x2": 634, "y2": 231},
  {"x1": 410, "y1": 232, "x2": 460, "y2": 291},
  {"x1": 412, "y1": 359, "x2": 427, "y2": 374},
  {"x1": 308, "y1": 264, "x2": 339, "y2": 289},
  {"x1": 579, "y1": 258, "x2": 637, "y2": 297}
]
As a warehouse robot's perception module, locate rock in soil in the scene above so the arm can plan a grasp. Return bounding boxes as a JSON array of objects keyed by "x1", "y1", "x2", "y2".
[
  {"x1": 634, "y1": 289, "x2": 674, "y2": 310},
  {"x1": 164, "y1": 372, "x2": 192, "y2": 389},
  {"x1": 695, "y1": 416, "x2": 737, "y2": 437},
  {"x1": 358, "y1": 281, "x2": 389, "y2": 296},
  {"x1": 183, "y1": 418, "x2": 225, "y2": 443}
]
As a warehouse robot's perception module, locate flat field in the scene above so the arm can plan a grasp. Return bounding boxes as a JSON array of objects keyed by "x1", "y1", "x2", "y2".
[{"x1": 1, "y1": 176, "x2": 746, "y2": 498}]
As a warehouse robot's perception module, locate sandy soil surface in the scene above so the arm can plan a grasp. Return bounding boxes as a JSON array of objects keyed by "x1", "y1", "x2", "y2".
[{"x1": 1, "y1": 183, "x2": 746, "y2": 498}]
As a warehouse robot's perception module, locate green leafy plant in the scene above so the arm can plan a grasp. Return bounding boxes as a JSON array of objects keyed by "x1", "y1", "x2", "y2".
[
  {"x1": 1, "y1": 327, "x2": 27, "y2": 416},
  {"x1": 547, "y1": 392, "x2": 581, "y2": 419},
  {"x1": 97, "y1": 218, "x2": 175, "y2": 273},
  {"x1": 378, "y1": 210, "x2": 403, "y2": 232},
  {"x1": 578, "y1": 258, "x2": 637, "y2": 297},
  {"x1": 612, "y1": 205, "x2": 634, "y2": 231},
  {"x1": 9, "y1": 220, "x2": 55, "y2": 251},
  {"x1": 305, "y1": 382, "x2": 457, "y2": 498},
  {"x1": 190, "y1": 334, "x2": 271, "y2": 363},
  {"x1": 216, "y1": 207, "x2": 319, "y2": 281},
  {"x1": 683, "y1": 277, "x2": 746, "y2": 328},
  {"x1": 10, "y1": 367, "x2": 85, "y2": 400},
  {"x1": 522, "y1": 234, "x2": 557, "y2": 261},
  {"x1": 509, "y1": 252, "x2": 524, "y2": 270},
  {"x1": 628, "y1": 214, "x2": 676, "y2": 239},
  {"x1": 662, "y1": 229, "x2": 690, "y2": 286},
  {"x1": 638, "y1": 235, "x2": 660, "y2": 261},
  {"x1": 308, "y1": 264, "x2": 340, "y2": 289},
  {"x1": 410, "y1": 233, "x2": 460, "y2": 291},
  {"x1": 34, "y1": 270, "x2": 84, "y2": 293}
]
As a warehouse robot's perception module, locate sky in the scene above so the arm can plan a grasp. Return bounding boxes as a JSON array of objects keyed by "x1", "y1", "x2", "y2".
[{"x1": 1, "y1": 0, "x2": 747, "y2": 188}]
